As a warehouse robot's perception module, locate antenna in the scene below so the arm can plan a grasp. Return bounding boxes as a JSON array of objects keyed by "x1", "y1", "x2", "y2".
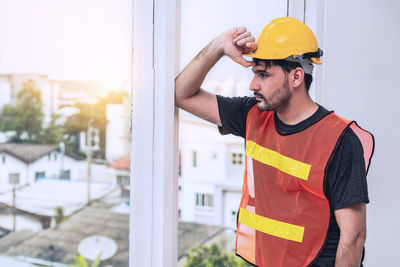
[{"x1": 78, "y1": 235, "x2": 118, "y2": 260}]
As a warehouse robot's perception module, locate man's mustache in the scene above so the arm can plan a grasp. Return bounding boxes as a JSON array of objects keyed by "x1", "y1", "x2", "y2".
[{"x1": 254, "y1": 92, "x2": 264, "y2": 98}]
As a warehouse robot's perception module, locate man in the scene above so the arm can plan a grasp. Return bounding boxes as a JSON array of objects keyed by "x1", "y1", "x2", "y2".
[{"x1": 175, "y1": 17, "x2": 373, "y2": 267}]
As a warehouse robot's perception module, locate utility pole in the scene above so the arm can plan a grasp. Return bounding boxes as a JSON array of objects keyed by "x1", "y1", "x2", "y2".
[
  {"x1": 12, "y1": 184, "x2": 16, "y2": 231},
  {"x1": 59, "y1": 142, "x2": 65, "y2": 179},
  {"x1": 9, "y1": 174, "x2": 19, "y2": 231},
  {"x1": 86, "y1": 118, "x2": 93, "y2": 205}
]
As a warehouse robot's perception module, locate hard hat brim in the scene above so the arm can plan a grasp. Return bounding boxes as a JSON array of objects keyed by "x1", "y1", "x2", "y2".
[{"x1": 244, "y1": 51, "x2": 322, "y2": 65}]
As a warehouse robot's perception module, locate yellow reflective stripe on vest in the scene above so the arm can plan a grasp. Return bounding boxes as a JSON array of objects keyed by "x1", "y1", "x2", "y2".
[
  {"x1": 246, "y1": 140, "x2": 311, "y2": 180},
  {"x1": 239, "y1": 208, "x2": 305, "y2": 243}
]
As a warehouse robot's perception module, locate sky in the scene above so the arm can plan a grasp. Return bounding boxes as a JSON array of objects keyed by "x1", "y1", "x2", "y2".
[
  {"x1": 0, "y1": 0, "x2": 287, "y2": 91},
  {"x1": 0, "y1": 0, "x2": 132, "y2": 89}
]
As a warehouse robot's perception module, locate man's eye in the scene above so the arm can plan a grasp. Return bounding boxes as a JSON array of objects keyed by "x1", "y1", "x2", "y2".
[{"x1": 259, "y1": 73, "x2": 269, "y2": 78}]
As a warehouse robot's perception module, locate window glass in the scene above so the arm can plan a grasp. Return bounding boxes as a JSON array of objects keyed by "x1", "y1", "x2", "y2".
[
  {"x1": 8, "y1": 174, "x2": 20, "y2": 185},
  {"x1": 0, "y1": 1, "x2": 132, "y2": 266},
  {"x1": 35, "y1": 172, "x2": 45, "y2": 181},
  {"x1": 178, "y1": 0, "x2": 287, "y2": 265},
  {"x1": 192, "y1": 150, "x2": 197, "y2": 167}
]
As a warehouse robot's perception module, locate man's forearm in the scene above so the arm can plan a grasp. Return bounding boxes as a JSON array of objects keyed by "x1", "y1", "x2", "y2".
[
  {"x1": 335, "y1": 235, "x2": 365, "y2": 267},
  {"x1": 173, "y1": 27, "x2": 255, "y2": 124},
  {"x1": 175, "y1": 38, "x2": 223, "y2": 105}
]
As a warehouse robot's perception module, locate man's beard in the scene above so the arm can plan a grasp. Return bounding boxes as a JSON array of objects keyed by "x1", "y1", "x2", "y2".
[{"x1": 254, "y1": 77, "x2": 291, "y2": 112}]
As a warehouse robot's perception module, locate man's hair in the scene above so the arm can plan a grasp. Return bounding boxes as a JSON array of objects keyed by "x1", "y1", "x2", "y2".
[{"x1": 253, "y1": 58, "x2": 313, "y2": 91}]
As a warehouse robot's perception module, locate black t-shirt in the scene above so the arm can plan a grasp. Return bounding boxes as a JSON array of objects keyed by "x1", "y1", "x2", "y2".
[{"x1": 216, "y1": 95, "x2": 369, "y2": 266}]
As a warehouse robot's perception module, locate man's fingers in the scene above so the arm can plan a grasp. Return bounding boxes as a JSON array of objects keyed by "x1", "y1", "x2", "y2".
[
  {"x1": 234, "y1": 56, "x2": 255, "y2": 68},
  {"x1": 233, "y1": 31, "x2": 251, "y2": 43},
  {"x1": 236, "y1": 36, "x2": 256, "y2": 46},
  {"x1": 245, "y1": 41, "x2": 258, "y2": 52},
  {"x1": 233, "y1": 27, "x2": 247, "y2": 38}
]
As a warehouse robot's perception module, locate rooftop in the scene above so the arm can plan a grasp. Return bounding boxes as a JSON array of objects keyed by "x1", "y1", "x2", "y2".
[
  {"x1": 0, "y1": 143, "x2": 81, "y2": 164},
  {"x1": 0, "y1": 179, "x2": 117, "y2": 217},
  {"x1": 0, "y1": 199, "x2": 129, "y2": 267},
  {"x1": 108, "y1": 155, "x2": 130, "y2": 171},
  {"x1": 0, "y1": 143, "x2": 57, "y2": 164},
  {"x1": 0, "y1": 188, "x2": 227, "y2": 267}
]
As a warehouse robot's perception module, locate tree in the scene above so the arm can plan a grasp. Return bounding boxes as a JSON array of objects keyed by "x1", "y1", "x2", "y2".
[
  {"x1": 38, "y1": 114, "x2": 64, "y2": 145},
  {"x1": 185, "y1": 243, "x2": 251, "y2": 267},
  {"x1": 0, "y1": 80, "x2": 44, "y2": 142},
  {"x1": 62, "y1": 89, "x2": 129, "y2": 158},
  {"x1": 63, "y1": 101, "x2": 107, "y2": 158}
]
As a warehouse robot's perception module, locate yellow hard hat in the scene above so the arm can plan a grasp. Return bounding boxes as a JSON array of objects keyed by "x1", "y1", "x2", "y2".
[{"x1": 246, "y1": 17, "x2": 323, "y2": 65}]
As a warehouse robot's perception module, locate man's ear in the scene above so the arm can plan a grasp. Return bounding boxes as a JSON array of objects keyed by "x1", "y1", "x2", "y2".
[{"x1": 290, "y1": 67, "x2": 305, "y2": 88}]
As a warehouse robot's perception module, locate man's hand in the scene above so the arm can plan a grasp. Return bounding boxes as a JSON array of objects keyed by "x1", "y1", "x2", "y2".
[
  {"x1": 335, "y1": 202, "x2": 367, "y2": 267},
  {"x1": 219, "y1": 27, "x2": 258, "y2": 67}
]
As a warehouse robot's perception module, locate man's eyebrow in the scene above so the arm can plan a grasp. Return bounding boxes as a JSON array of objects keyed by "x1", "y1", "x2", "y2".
[{"x1": 252, "y1": 67, "x2": 270, "y2": 74}]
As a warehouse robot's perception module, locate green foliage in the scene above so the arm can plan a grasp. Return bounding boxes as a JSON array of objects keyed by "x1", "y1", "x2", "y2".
[
  {"x1": 185, "y1": 243, "x2": 251, "y2": 267},
  {"x1": 0, "y1": 79, "x2": 129, "y2": 159},
  {"x1": 54, "y1": 206, "x2": 65, "y2": 226},
  {"x1": 0, "y1": 80, "x2": 44, "y2": 142},
  {"x1": 63, "y1": 101, "x2": 107, "y2": 158},
  {"x1": 68, "y1": 253, "x2": 102, "y2": 267},
  {"x1": 39, "y1": 114, "x2": 64, "y2": 144},
  {"x1": 0, "y1": 80, "x2": 64, "y2": 145}
]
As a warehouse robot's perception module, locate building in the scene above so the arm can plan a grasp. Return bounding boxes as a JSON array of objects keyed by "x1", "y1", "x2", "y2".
[
  {"x1": 178, "y1": 111, "x2": 244, "y2": 230},
  {"x1": 0, "y1": 178, "x2": 117, "y2": 232},
  {"x1": 0, "y1": 192, "x2": 129, "y2": 267},
  {"x1": 105, "y1": 101, "x2": 130, "y2": 162},
  {"x1": 107, "y1": 154, "x2": 130, "y2": 186},
  {"x1": 0, "y1": 187, "x2": 228, "y2": 267},
  {"x1": 0, "y1": 143, "x2": 80, "y2": 192}
]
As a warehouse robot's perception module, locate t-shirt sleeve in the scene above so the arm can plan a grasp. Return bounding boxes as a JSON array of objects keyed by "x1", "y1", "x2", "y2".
[
  {"x1": 216, "y1": 95, "x2": 257, "y2": 138},
  {"x1": 325, "y1": 127, "x2": 370, "y2": 210}
]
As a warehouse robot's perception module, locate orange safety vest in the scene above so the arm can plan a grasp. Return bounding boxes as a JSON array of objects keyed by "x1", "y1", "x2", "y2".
[{"x1": 235, "y1": 107, "x2": 374, "y2": 267}]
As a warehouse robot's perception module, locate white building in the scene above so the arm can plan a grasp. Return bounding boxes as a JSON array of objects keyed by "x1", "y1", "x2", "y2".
[
  {"x1": 178, "y1": 111, "x2": 245, "y2": 230},
  {"x1": 105, "y1": 101, "x2": 130, "y2": 161},
  {"x1": 0, "y1": 143, "x2": 80, "y2": 192}
]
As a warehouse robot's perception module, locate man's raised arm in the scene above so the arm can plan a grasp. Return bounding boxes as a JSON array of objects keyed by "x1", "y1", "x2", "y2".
[{"x1": 174, "y1": 27, "x2": 257, "y2": 126}]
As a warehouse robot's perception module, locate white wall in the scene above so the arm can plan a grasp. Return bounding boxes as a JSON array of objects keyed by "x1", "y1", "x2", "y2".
[
  {"x1": 28, "y1": 151, "x2": 79, "y2": 182},
  {"x1": 77, "y1": 161, "x2": 112, "y2": 182},
  {"x1": 223, "y1": 191, "x2": 241, "y2": 230},
  {"x1": 0, "y1": 150, "x2": 82, "y2": 191},
  {"x1": 179, "y1": 119, "x2": 245, "y2": 226},
  {"x1": 316, "y1": 0, "x2": 400, "y2": 265},
  {"x1": 106, "y1": 104, "x2": 127, "y2": 161},
  {"x1": 179, "y1": 118, "x2": 234, "y2": 182},
  {"x1": 0, "y1": 154, "x2": 28, "y2": 192}
]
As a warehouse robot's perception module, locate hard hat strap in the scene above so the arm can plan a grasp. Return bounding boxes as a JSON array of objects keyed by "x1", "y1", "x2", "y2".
[
  {"x1": 298, "y1": 48, "x2": 323, "y2": 60},
  {"x1": 284, "y1": 48, "x2": 323, "y2": 75},
  {"x1": 284, "y1": 57, "x2": 314, "y2": 74}
]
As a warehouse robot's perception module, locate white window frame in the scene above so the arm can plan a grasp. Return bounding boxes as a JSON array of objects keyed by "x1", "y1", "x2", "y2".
[
  {"x1": 288, "y1": 0, "x2": 327, "y2": 103},
  {"x1": 195, "y1": 192, "x2": 214, "y2": 210},
  {"x1": 230, "y1": 152, "x2": 244, "y2": 166},
  {"x1": 130, "y1": 0, "x2": 180, "y2": 266}
]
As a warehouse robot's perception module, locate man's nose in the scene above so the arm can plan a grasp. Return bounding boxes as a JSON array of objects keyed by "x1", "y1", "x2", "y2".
[{"x1": 249, "y1": 75, "x2": 259, "y2": 92}]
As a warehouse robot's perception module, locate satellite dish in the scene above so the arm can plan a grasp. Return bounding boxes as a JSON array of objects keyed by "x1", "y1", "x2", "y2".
[{"x1": 78, "y1": 235, "x2": 118, "y2": 260}]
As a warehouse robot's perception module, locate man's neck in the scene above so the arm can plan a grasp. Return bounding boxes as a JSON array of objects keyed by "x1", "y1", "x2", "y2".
[{"x1": 276, "y1": 95, "x2": 318, "y2": 125}]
